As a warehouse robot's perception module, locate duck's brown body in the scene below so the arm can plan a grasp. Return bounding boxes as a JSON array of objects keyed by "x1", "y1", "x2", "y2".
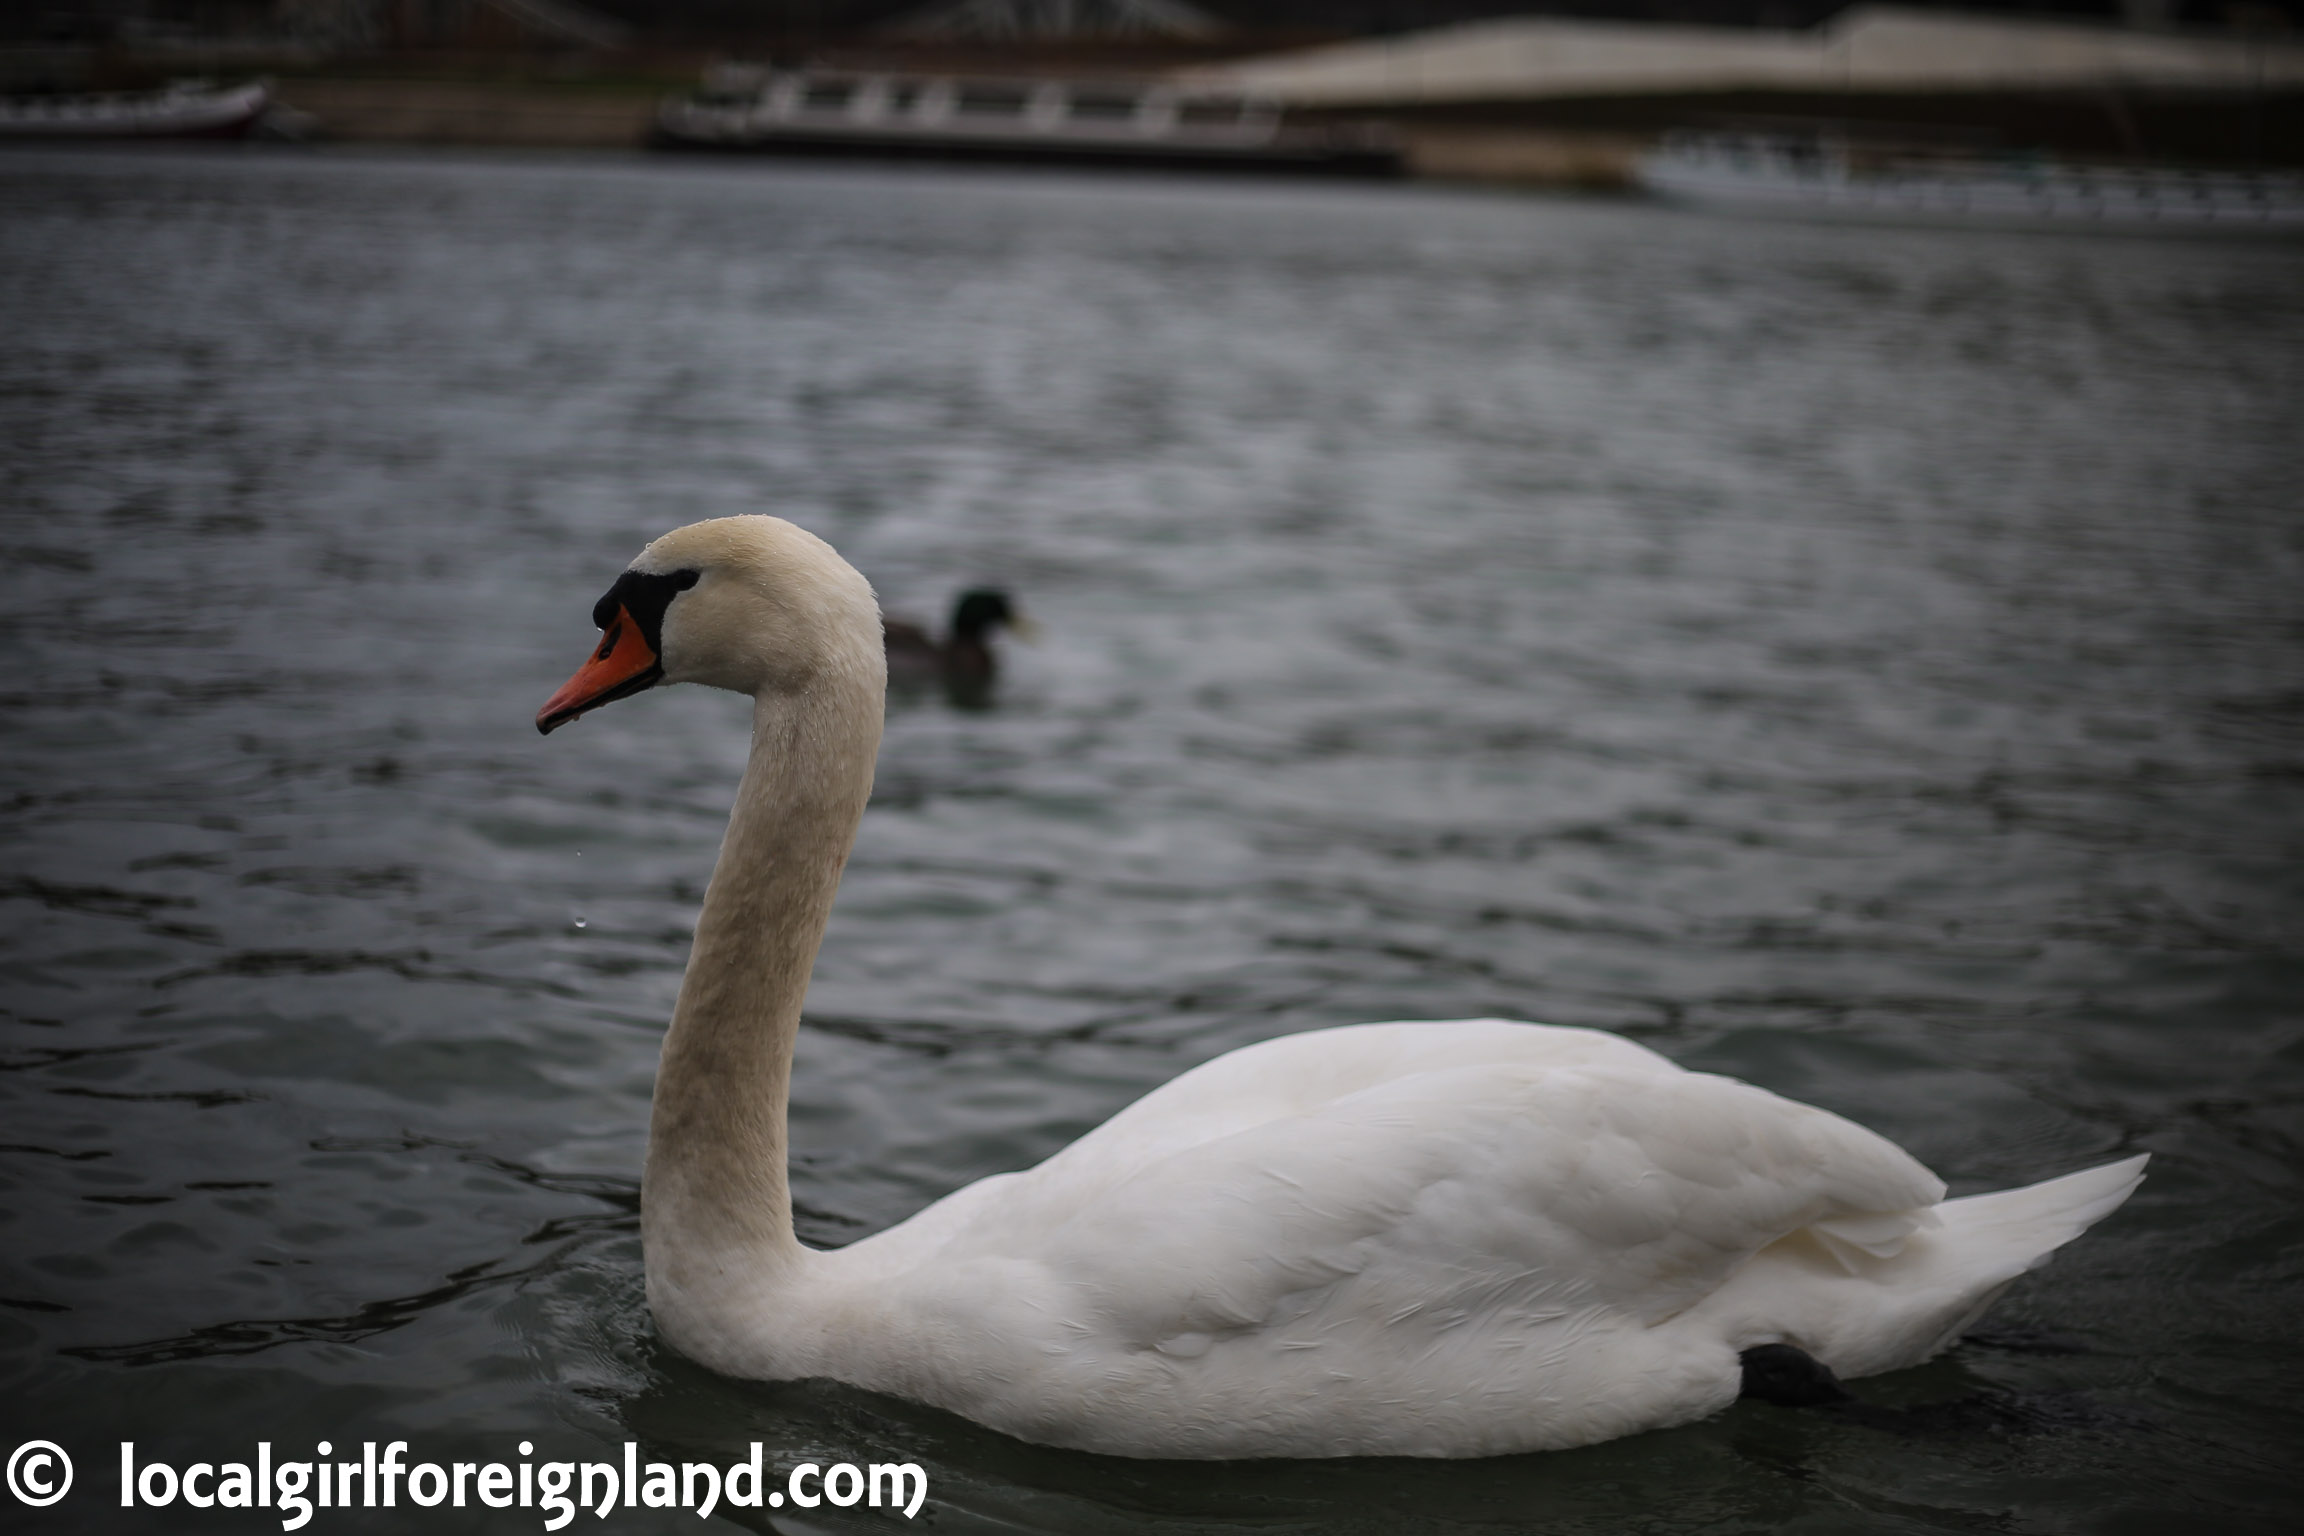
[{"x1": 883, "y1": 588, "x2": 1018, "y2": 707}]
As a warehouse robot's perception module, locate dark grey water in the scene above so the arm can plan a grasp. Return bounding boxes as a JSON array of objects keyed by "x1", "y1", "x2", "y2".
[{"x1": 2, "y1": 144, "x2": 2300, "y2": 1533}]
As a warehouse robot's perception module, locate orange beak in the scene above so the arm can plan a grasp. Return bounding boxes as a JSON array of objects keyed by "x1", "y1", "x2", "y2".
[{"x1": 536, "y1": 606, "x2": 662, "y2": 734}]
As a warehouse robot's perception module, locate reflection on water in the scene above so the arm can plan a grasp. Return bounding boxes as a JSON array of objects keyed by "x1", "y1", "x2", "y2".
[{"x1": 1, "y1": 145, "x2": 2300, "y2": 1533}]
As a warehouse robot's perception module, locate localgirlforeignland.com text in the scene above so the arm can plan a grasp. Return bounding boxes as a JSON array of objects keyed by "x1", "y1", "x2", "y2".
[{"x1": 115, "y1": 1440, "x2": 927, "y2": 1528}]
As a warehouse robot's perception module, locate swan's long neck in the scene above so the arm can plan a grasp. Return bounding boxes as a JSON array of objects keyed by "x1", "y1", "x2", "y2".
[{"x1": 643, "y1": 663, "x2": 881, "y2": 1313}]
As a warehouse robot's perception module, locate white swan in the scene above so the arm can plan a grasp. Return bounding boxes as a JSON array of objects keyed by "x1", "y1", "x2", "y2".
[{"x1": 536, "y1": 515, "x2": 2145, "y2": 1459}]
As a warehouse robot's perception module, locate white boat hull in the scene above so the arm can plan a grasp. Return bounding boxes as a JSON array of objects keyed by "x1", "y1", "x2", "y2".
[
  {"x1": 1640, "y1": 137, "x2": 2304, "y2": 233},
  {"x1": 0, "y1": 83, "x2": 270, "y2": 140}
]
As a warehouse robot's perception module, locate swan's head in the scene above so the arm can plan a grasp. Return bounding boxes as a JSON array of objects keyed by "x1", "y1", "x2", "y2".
[{"x1": 536, "y1": 516, "x2": 882, "y2": 734}]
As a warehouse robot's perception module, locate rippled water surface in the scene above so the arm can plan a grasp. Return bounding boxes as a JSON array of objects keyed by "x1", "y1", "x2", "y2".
[{"x1": 2, "y1": 145, "x2": 2301, "y2": 1532}]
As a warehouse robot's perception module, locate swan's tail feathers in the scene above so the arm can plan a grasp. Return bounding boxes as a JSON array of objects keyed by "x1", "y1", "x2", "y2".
[
  {"x1": 1934, "y1": 1153, "x2": 2149, "y2": 1273},
  {"x1": 1724, "y1": 1154, "x2": 2148, "y2": 1383},
  {"x1": 1879, "y1": 1153, "x2": 2148, "y2": 1373},
  {"x1": 1869, "y1": 1152, "x2": 2149, "y2": 1371}
]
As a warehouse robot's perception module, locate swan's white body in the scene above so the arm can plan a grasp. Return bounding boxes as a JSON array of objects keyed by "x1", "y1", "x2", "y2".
[{"x1": 543, "y1": 516, "x2": 2145, "y2": 1460}]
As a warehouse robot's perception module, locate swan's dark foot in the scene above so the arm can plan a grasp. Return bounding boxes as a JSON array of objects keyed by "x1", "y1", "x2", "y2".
[
  {"x1": 1739, "y1": 1343, "x2": 1854, "y2": 1407},
  {"x1": 1738, "y1": 1344, "x2": 2020, "y2": 1437}
]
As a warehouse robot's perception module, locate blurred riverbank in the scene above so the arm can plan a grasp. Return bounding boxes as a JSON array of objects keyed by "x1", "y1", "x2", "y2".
[
  {"x1": 255, "y1": 74, "x2": 1648, "y2": 185},
  {"x1": 11, "y1": 6, "x2": 2301, "y2": 189},
  {"x1": 85, "y1": 62, "x2": 2302, "y2": 196}
]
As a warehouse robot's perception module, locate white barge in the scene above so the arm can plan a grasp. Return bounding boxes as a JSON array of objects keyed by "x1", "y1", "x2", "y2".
[{"x1": 654, "y1": 68, "x2": 1399, "y2": 176}]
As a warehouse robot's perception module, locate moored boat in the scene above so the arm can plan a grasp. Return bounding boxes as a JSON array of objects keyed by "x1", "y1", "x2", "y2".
[
  {"x1": 0, "y1": 80, "x2": 271, "y2": 140},
  {"x1": 654, "y1": 67, "x2": 1399, "y2": 176}
]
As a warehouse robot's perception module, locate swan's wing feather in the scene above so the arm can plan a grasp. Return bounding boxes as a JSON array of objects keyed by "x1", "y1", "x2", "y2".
[
  {"x1": 1011, "y1": 1019, "x2": 1679, "y2": 1199},
  {"x1": 1002, "y1": 1058, "x2": 1943, "y2": 1352}
]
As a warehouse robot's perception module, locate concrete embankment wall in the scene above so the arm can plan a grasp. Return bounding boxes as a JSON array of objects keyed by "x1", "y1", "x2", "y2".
[
  {"x1": 1364, "y1": 84, "x2": 2304, "y2": 184},
  {"x1": 1394, "y1": 128, "x2": 1647, "y2": 189},
  {"x1": 273, "y1": 79, "x2": 656, "y2": 148}
]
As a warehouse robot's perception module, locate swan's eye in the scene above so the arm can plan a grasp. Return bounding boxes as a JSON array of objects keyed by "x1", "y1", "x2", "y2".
[{"x1": 592, "y1": 568, "x2": 701, "y2": 656}]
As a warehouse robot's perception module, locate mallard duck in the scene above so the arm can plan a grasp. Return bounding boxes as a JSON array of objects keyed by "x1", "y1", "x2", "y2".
[{"x1": 883, "y1": 587, "x2": 1024, "y2": 706}]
